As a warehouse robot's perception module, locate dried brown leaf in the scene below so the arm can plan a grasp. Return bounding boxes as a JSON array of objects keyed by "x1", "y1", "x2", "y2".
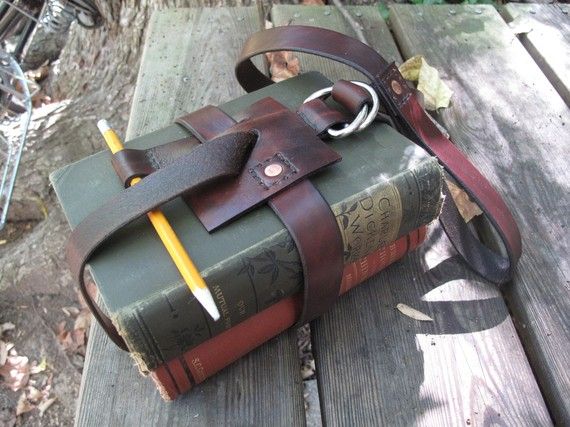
[
  {"x1": 38, "y1": 397, "x2": 56, "y2": 417},
  {"x1": 266, "y1": 51, "x2": 300, "y2": 83},
  {"x1": 396, "y1": 303, "x2": 433, "y2": 322},
  {"x1": 74, "y1": 309, "x2": 91, "y2": 331},
  {"x1": 0, "y1": 355, "x2": 30, "y2": 391},
  {"x1": 27, "y1": 386, "x2": 43, "y2": 401},
  {"x1": 16, "y1": 393, "x2": 34, "y2": 416},
  {"x1": 446, "y1": 179, "x2": 483, "y2": 222}
]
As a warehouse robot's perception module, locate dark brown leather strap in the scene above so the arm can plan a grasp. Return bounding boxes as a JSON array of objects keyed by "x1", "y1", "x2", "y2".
[
  {"x1": 269, "y1": 181, "x2": 344, "y2": 324},
  {"x1": 236, "y1": 26, "x2": 522, "y2": 285},
  {"x1": 297, "y1": 98, "x2": 349, "y2": 136},
  {"x1": 182, "y1": 104, "x2": 344, "y2": 325},
  {"x1": 331, "y1": 80, "x2": 371, "y2": 115},
  {"x1": 66, "y1": 132, "x2": 256, "y2": 350},
  {"x1": 176, "y1": 106, "x2": 236, "y2": 143}
]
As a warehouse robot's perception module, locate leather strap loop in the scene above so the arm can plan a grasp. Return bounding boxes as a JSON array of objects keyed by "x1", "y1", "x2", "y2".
[
  {"x1": 66, "y1": 132, "x2": 256, "y2": 350},
  {"x1": 176, "y1": 106, "x2": 236, "y2": 143},
  {"x1": 297, "y1": 98, "x2": 349, "y2": 136},
  {"x1": 111, "y1": 149, "x2": 156, "y2": 186},
  {"x1": 331, "y1": 80, "x2": 371, "y2": 115},
  {"x1": 236, "y1": 26, "x2": 522, "y2": 284}
]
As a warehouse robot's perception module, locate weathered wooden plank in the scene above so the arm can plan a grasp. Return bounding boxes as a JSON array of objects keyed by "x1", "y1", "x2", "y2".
[
  {"x1": 272, "y1": 5, "x2": 552, "y2": 426},
  {"x1": 271, "y1": 5, "x2": 401, "y2": 82},
  {"x1": 390, "y1": 4, "x2": 569, "y2": 424},
  {"x1": 75, "y1": 8, "x2": 306, "y2": 426},
  {"x1": 502, "y1": 4, "x2": 570, "y2": 107}
]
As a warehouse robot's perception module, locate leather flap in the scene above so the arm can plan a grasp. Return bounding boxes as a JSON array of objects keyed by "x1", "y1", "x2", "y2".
[{"x1": 185, "y1": 98, "x2": 342, "y2": 231}]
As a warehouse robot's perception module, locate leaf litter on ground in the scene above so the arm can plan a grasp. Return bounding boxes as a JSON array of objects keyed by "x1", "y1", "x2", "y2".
[{"x1": 0, "y1": 323, "x2": 56, "y2": 419}]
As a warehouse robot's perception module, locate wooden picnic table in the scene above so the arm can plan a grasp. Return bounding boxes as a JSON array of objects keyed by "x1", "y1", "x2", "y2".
[{"x1": 75, "y1": 4, "x2": 569, "y2": 426}]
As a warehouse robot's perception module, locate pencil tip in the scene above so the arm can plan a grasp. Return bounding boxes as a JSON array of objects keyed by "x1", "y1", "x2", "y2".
[
  {"x1": 194, "y1": 288, "x2": 221, "y2": 321},
  {"x1": 97, "y1": 119, "x2": 110, "y2": 134}
]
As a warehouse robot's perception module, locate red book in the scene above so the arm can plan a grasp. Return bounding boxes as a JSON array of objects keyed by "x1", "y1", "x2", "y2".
[{"x1": 151, "y1": 226, "x2": 427, "y2": 400}]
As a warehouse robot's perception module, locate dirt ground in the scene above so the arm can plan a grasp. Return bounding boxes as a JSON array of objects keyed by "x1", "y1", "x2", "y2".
[
  {"x1": 0, "y1": 1, "x2": 320, "y2": 425},
  {"x1": 0, "y1": 2, "x2": 154, "y2": 425}
]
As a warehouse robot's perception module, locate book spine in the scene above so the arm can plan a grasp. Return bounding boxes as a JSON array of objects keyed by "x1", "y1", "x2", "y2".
[
  {"x1": 116, "y1": 158, "x2": 442, "y2": 373},
  {"x1": 151, "y1": 227, "x2": 426, "y2": 400}
]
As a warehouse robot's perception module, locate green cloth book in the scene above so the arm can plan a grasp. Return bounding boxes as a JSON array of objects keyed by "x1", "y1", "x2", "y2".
[{"x1": 51, "y1": 73, "x2": 443, "y2": 373}]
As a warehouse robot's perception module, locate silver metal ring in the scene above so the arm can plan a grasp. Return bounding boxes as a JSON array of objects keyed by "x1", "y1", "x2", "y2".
[{"x1": 302, "y1": 80, "x2": 380, "y2": 138}]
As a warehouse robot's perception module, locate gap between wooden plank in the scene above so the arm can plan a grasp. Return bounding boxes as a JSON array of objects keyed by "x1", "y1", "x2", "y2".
[
  {"x1": 272, "y1": 4, "x2": 552, "y2": 426},
  {"x1": 390, "y1": 4, "x2": 569, "y2": 425},
  {"x1": 500, "y1": 3, "x2": 570, "y2": 108}
]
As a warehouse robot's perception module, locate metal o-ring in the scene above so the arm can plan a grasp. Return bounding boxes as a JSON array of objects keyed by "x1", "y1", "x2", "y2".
[{"x1": 302, "y1": 80, "x2": 380, "y2": 138}]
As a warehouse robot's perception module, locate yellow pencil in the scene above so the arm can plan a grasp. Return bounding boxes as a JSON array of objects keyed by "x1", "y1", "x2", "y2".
[{"x1": 97, "y1": 119, "x2": 220, "y2": 321}]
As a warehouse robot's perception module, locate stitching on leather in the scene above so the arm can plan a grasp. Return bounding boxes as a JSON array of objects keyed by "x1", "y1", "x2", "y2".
[{"x1": 249, "y1": 153, "x2": 298, "y2": 190}]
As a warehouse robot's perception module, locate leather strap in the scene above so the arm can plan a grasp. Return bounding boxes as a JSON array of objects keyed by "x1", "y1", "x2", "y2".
[
  {"x1": 176, "y1": 106, "x2": 236, "y2": 143},
  {"x1": 181, "y1": 105, "x2": 344, "y2": 325},
  {"x1": 66, "y1": 132, "x2": 256, "y2": 350},
  {"x1": 269, "y1": 181, "x2": 344, "y2": 324},
  {"x1": 297, "y1": 98, "x2": 349, "y2": 136},
  {"x1": 236, "y1": 26, "x2": 521, "y2": 285}
]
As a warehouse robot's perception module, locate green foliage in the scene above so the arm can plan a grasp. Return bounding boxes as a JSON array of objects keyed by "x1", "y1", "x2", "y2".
[
  {"x1": 408, "y1": 0, "x2": 496, "y2": 4},
  {"x1": 377, "y1": 3, "x2": 390, "y2": 20}
]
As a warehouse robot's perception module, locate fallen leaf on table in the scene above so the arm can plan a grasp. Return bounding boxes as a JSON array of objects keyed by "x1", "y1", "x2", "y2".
[
  {"x1": 396, "y1": 303, "x2": 433, "y2": 322},
  {"x1": 16, "y1": 393, "x2": 34, "y2": 416},
  {"x1": 399, "y1": 55, "x2": 453, "y2": 110},
  {"x1": 38, "y1": 397, "x2": 56, "y2": 417},
  {"x1": 0, "y1": 355, "x2": 30, "y2": 391},
  {"x1": 446, "y1": 179, "x2": 483, "y2": 223},
  {"x1": 508, "y1": 16, "x2": 533, "y2": 36},
  {"x1": 399, "y1": 55, "x2": 423, "y2": 81},
  {"x1": 266, "y1": 51, "x2": 300, "y2": 83}
]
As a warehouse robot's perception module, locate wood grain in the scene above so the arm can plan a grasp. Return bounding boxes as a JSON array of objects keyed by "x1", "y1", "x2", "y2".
[
  {"x1": 273, "y1": 5, "x2": 552, "y2": 426},
  {"x1": 502, "y1": 4, "x2": 570, "y2": 107},
  {"x1": 76, "y1": 8, "x2": 306, "y2": 426},
  {"x1": 390, "y1": 4, "x2": 569, "y2": 424},
  {"x1": 271, "y1": 5, "x2": 401, "y2": 83}
]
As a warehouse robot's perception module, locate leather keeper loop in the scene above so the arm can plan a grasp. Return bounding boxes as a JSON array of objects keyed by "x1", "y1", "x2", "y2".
[
  {"x1": 297, "y1": 98, "x2": 349, "y2": 136},
  {"x1": 111, "y1": 149, "x2": 156, "y2": 187},
  {"x1": 331, "y1": 79, "x2": 372, "y2": 115}
]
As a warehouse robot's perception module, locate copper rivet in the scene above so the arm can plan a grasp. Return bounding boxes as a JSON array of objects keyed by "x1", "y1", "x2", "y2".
[
  {"x1": 264, "y1": 163, "x2": 283, "y2": 177},
  {"x1": 391, "y1": 80, "x2": 402, "y2": 95}
]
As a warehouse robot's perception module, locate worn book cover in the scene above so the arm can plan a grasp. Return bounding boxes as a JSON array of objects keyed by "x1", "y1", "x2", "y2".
[
  {"x1": 151, "y1": 226, "x2": 427, "y2": 400},
  {"x1": 50, "y1": 73, "x2": 443, "y2": 373}
]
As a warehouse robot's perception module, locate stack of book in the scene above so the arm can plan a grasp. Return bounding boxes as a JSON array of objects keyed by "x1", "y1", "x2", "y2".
[{"x1": 51, "y1": 73, "x2": 443, "y2": 400}]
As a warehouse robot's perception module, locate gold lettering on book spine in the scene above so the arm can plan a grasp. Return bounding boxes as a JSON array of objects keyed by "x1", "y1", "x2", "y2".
[{"x1": 335, "y1": 183, "x2": 402, "y2": 264}]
